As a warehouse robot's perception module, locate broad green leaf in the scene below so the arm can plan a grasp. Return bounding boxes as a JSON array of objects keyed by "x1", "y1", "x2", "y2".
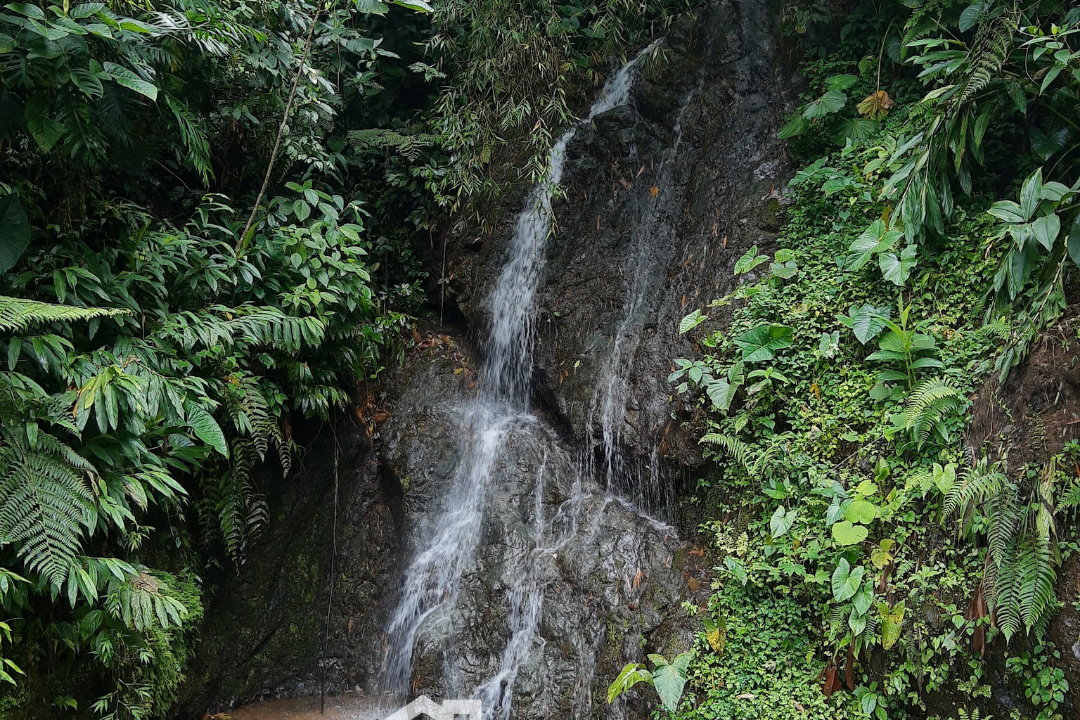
[
  {"x1": 803, "y1": 90, "x2": 847, "y2": 119},
  {"x1": 933, "y1": 462, "x2": 956, "y2": 494},
  {"x1": 734, "y1": 245, "x2": 769, "y2": 275},
  {"x1": 1069, "y1": 214, "x2": 1080, "y2": 267},
  {"x1": 735, "y1": 325, "x2": 792, "y2": 362},
  {"x1": 392, "y1": 0, "x2": 434, "y2": 10},
  {"x1": 5, "y1": 3, "x2": 45, "y2": 19},
  {"x1": 102, "y1": 62, "x2": 158, "y2": 101},
  {"x1": 354, "y1": 0, "x2": 389, "y2": 14},
  {"x1": 825, "y1": 74, "x2": 859, "y2": 91},
  {"x1": 778, "y1": 114, "x2": 809, "y2": 139},
  {"x1": 831, "y1": 558, "x2": 864, "y2": 601},
  {"x1": 24, "y1": 95, "x2": 62, "y2": 152},
  {"x1": 879, "y1": 245, "x2": 918, "y2": 286},
  {"x1": 880, "y1": 601, "x2": 905, "y2": 649},
  {"x1": 0, "y1": 195, "x2": 30, "y2": 273},
  {"x1": 724, "y1": 556, "x2": 748, "y2": 586},
  {"x1": 679, "y1": 309, "x2": 707, "y2": 334},
  {"x1": 853, "y1": 581, "x2": 874, "y2": 615},
  {"x1": 607, "y1": 663, "x2": 652, "y2": 704},
  {"x1": 849, "y1": 607, "x2": 867, "y2": 636},
  {"x1": 845, "y1": 499, "x2": 878, "y2": 524},
  {"x1": 186, "y1": 403, "x2": 228, "y2": 457},
  {"x1": 833, "y1": 117, "x2": 879, "y2": 144},
  {"x1": 958, "y1": 3, "x2": 987, "y2": 32},
  {"x1": 988, "y1": 200, "x2": 1026, "y2": 223},
  {"x1": 1020, "y1": 168, "x2": 1043, "y2": 220},
  {"x1": 770, "y1": 260, "x2": 797, "y2": 279},
  {"x1": 832, "y1": 521, "x2": 868, "y2": 546},
  {"x1": 847, "y1": 221, "x2": 901, "y2": 270},
  {"x1": 1031, "y1": 213, "x2": 1060, "y2": 250},
  {"x1": 770, "y1": 506, "x2": 796, "y2": 538},
  {"x1": 651, "y1": 651, "x2": 692, "y2": 713},
  {"x1": 71, "y1": 3, "x2": 106, "y2": 18},
  {"x1": 845, "y1": 303, "x2": 890, "y2": 344}
]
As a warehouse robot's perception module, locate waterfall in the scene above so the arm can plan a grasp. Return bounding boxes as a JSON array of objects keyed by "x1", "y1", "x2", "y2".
[{"x1": 382, "y1": 48, "x2": 654, "y2": 716}]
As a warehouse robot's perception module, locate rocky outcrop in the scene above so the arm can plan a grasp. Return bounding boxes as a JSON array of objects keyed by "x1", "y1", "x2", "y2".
[{"x1": 178, "y1": 0, "x2": 793, "y2": 717}]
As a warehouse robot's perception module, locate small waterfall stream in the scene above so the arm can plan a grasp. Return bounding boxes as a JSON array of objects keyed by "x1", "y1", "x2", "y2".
[{"x1": 382, "y1": 49, "x2": 660, "y2": 719}]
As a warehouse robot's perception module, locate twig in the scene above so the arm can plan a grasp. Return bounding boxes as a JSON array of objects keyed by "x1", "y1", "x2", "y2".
[{"x1": 237, "y1": 2, "x2": 323, "y2": 253}]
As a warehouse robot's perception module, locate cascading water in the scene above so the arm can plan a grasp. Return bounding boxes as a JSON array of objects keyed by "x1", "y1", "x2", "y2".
[
  {"x1": 382, "y1": 49, "x2": 654, "y2": 717},
  {"x1": 586, "y1": 74, "x2": 704, "y2": 517}
]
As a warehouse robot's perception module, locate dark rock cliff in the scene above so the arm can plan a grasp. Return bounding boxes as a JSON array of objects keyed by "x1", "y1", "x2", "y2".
[{"x1": 176, "y1": 1, "x2": 795, "y2": 717}]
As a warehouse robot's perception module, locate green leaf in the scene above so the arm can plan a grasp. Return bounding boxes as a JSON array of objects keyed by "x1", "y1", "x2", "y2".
[
  {"x1": 724, "y1": 556, "x2": 748, "y2": 586},
  {"x1": 831, "y1": 558, "x2": 864, "y2": 601},
  {"x1": 770, "y1": 260, "x2": 797, "y2": 279},
  {"x1": 879, "y1": 245, "x2": 918, "y2": 286},
  {"x1": 825, "y1": 74, "x2": 859, "y2": 91},
  {"x1": 607, "y1": 663, "x2": 652, "y2": 704},
  {"x1": 102, "y1": 62, "x2": 158, "y2": 101},
  {"x1": 958, "y1": 3, "x2": 987, "y2": 32},
  {"x1": 778, "y1": 114, "x2": 809, "y2": 139},
  {"x1": 847, "y1": 304, "x2": 890, "y2": 345},
  {"x1": 832, "y1": 521, "x2": 869, "y2": 547},
  {"x1": 853, "y1": 581, "x2": 873, "y2": 615},
  {"x1": 23, "y1": 95, "x2": 63, "y2": 152},
  {"x1": 735, "y1": 325, "x2": 792, "y2": 363},
  {"x1": 354, "y1": 0, "x2": 389, "y2": 13},
  {"x1": 1069, "y1": 214, "x2": 1080, "y2": 267},
  {"x1": 734, "y1": 245, "x2": 769, "y2": 275},
  {"x1": 1031, "y1": 213, "x2": 1060, "y2": 251},
  {"x1": 185, "y1": 403, "x2": 228, "y2": 457},
  {"x1": 679, "y1": 309, "x2": 707, "y2": 334},
  {"x1": 847, "y1": 221, "x2": 901, "y2": 270},
  {"x1": 1020, "y1": 168, "x2": 1043, "y2": 220},
  {"x1": 833, "y1": 118, "x2": 879, "y2": 144},
  {"x1": 651, "y1": 651, "x2": 692, "y2": 713},
  {"x1": 0, "y1": 195, "x2": 31, "y2": 273},
  {"x1": 803, "y1": 90, "x2": 847, "y2": 120},
  {"x1": 988, "y1": 200, "x2": 1026, "y2": 224},
  {"x1": 5, "y1": 3, "x2": 45, "y2": 20},
  {"x1": 392, "y1": 0, "x2": 432, "y2": 10},
  {"x1": 845, "y1": 499, "x2": 879, "y2": 524},
  {"x1": 770, "y1": 506, "x2": 796, "y2": 538},
  {"x1": 880, "y1": 601, "x2": 905, "y2": 649}
]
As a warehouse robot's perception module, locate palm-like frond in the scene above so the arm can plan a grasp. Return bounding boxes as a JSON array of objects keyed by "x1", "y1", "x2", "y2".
[{"x1": 0, "y1": 296, "x2": 126, "y2": 334}]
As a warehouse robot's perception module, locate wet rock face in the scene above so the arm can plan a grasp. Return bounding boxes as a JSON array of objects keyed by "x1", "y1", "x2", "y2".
[
  {"x1": 377, "y1": 341, "x2": 700, "y2": 720},
  {"x1": 446, "y1": 0, "x2": 795, "y2": 474}
]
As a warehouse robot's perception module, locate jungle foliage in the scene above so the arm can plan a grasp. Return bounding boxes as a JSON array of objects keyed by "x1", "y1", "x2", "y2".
[
  {"x1": 0, "y1": 0, "x2": 690, "y2": 717},
  {"x1": 646, "y1": 1, "x2": 1080, "y2": 719}
]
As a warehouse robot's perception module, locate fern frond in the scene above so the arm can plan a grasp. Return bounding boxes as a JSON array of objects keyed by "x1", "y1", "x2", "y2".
[
  {"x1": 0, "y1": 296, "x2": 127, "y2": 334},
  {"x1": 700, "y1": 433, "x2": 757, "y2": 475},
  {"x1": 0, "y1": 430, "x2": 96, "y2": 587},
  {"x1": 905, "y1": 378, "x2": 960, "y2": 447},
  {"x1": 956, "y1": 5, "x2": 1016, "y2": 106}
]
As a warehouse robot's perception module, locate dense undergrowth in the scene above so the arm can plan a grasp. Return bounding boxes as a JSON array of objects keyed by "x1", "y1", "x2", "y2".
[{"x1": 611, "y1": 1, "x2": 1080, "y2": 719}]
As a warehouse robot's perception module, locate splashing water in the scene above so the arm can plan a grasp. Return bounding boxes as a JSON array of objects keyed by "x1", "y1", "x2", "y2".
[{"x1": 382, "y1": 48, "x2": 654, "y2": 715}]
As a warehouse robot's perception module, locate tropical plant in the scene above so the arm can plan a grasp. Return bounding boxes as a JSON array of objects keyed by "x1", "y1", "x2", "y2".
[{"x1": 608, "y1": 650, "x2": 693, "y2": 713}]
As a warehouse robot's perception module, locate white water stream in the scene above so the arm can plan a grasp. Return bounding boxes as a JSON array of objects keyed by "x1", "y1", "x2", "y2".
[{"x1": 382, "y1": 48, "x2": 660, "y2": 720}]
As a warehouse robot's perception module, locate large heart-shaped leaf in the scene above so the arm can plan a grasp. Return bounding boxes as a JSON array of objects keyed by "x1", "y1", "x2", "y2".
[
  {"x1": 879, "y1": 245, "x2": 918, "y2": 286},
  {"x1": 848, "y1": 303, "x2": 890, "y2": 344},
  {"x1": 0, "y1": 195, "x2": 31, "y2": 273},
  {"x1": 735, "y1": 325, "x2": 792, "y2": 362},
  {"x1": 831, "y1": 559, "x2": 864, "y2": 602},
  {"x1": 832, "y1": 521, "x2": 869, "y2": 547},
  {"x1": 650, "y1": 652, "x2": 692, "y2": 713},
  {"x1": 770, "y1": 506, "x2": 796, "y2": 538},
  {"x1": 879, "y1": 601, "x2": 905, "y2": 649},
  {"x1": 845, "y1": 499, "x2": 879, "y2": 524},
  {"x1": 847, "y1": 220, "x2": 902, "y2": 270},
  {"x1": 734, "y1": 245, "x2": 770, "y2": 275}
]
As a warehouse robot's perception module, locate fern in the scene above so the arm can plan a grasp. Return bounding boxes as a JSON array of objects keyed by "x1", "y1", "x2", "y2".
[
  {"x1": 956, "y1": 3, "x2": 1016, "y2": 106},
  {"x1": 904, "y1": 378, "x2": 960, "y2": 447},
  {"x1": 0, "y1": 429, "x2": 96, "y2": 587},
  {"x1": 0, "y1": 296, "x2": 126, "y2": 334},
  {"x1": 700, "y1": 433, "x2": 758, "y2": 475}
]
